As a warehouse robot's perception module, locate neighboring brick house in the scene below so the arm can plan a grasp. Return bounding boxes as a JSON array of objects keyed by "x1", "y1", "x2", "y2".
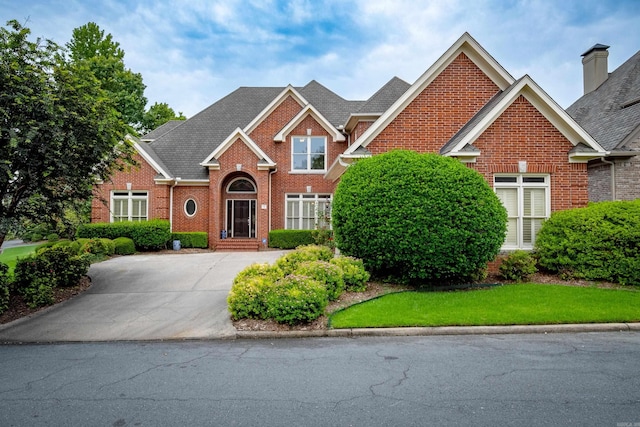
[
  {"x1": 567, "y1": 44, "x2": 640, "y2": 202},
  {"x1": 93, "y1": 33, "x2": 605, "y2": 251}
]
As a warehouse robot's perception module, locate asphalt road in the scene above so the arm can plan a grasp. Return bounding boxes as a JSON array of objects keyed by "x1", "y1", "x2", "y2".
[{"x1": 1, "y1": 332, "x2": 639, "y2": 426}]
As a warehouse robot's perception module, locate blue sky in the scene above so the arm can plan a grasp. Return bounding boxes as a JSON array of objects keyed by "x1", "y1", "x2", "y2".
[{"x1": 2, "y1": 0, "x2": 639, "y2": 117}]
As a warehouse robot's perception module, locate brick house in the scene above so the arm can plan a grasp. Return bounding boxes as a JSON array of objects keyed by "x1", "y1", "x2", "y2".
[
  {"x1": 567, "y1": 44, "x2": 640, "y2": 202},
  {"x1": 92, "y1": 33, "x2": 606, "y2": 251}
]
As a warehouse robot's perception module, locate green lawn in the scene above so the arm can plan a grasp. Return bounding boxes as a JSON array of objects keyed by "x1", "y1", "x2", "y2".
[
  {"x1": 0, "y1": 244, "x2": 38, "y2": 273},
  {"x1": 329, "y1": 284, "x2": 640, "y2": 328}
]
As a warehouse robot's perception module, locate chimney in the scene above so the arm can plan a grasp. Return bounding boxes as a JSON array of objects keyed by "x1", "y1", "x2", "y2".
[{"x1": 581, "y1": 43, "x2": 609, "y2": 94}]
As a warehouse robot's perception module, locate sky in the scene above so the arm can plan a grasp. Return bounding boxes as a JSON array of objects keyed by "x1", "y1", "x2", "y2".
[{"x1": 2, "y1": 0, "x2": 640, "y2": 118}]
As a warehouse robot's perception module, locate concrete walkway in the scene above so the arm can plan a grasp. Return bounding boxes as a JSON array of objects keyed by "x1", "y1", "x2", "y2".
[{"x1": 0, "y1": 251, "x2": 286, "y2": 342}]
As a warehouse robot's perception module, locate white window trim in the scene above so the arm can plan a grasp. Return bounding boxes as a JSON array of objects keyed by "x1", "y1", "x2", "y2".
[
  {"x1": 111, "y1": 190, "x2": 149, "y2": 222},
  {"x1": 291, "y1": 136, "x2": 327, "y2": 173},
  {"x1": 494, "y1": 174, "x2": 550, "y2": 250},
  {"x1": 285, "y1": 194, "x2": 332, "y2": 230},
  {"x1": 184, "y1": 198, "x2": 197, "y2": 217}
]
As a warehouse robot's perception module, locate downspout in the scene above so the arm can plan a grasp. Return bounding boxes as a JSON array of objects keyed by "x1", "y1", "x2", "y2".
[
  {"x1": 169, "y1": 177, "x2": 181, "y2": 232},
  {"x1": 268, "y1": 168, "x2": 277, "y2": 233},
  {"x1": 600, "y1": 158, "x2": 616, "y2": 200}
]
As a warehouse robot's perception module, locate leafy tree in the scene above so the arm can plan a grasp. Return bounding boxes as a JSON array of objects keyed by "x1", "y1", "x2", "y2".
[
  {"x1": 0, "y1": 20, "x2": 133, "y2": 247},
  {"x1": 332, "y1": 150, "x2": 507, "y2": 285},
  {"x1": 140, "y1": 102, "x2": 186, "y2": 135},
  {"x1": 66, "y1": 22, "x2": 147, "y2": 133}
]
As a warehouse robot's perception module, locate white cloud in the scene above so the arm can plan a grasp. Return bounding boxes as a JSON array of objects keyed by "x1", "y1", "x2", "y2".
[{"x1": 2, "y1": 0, "x2": 639, "y2": 116}]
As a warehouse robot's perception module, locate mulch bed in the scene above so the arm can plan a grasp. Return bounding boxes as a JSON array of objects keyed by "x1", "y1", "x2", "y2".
[{"x1": 0, "y1": 277, "x2": 92, "y2": 325}]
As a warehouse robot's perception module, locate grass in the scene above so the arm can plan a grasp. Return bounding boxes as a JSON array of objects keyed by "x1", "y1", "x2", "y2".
[
  {"x1": 329, "y1": 284, "x2": 640, "y2": 328},
  {"x1": 0, "y1": 244, "x2": 38, "y2": 273}
]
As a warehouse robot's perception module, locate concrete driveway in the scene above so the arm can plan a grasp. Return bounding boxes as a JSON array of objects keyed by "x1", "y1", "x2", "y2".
[{"x1": 0, "y1": 251, "x2": 286, "y2": 342}]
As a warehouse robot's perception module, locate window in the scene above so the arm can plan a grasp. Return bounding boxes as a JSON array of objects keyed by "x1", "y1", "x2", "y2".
[
  {"x1": 286, "y1": 194, "x2": 332, "y2": 230},
  {"x1": 227, "y1": 178, "x2": 256, "y2": 193},
  {"x1": 292, "y1": 136, "x2": 326, "y2": 172},
  {"x1": 494, "y1": 175, "x2": 549, "y2": 249},
  {"x1": 111, "y1": 191, "x2": 148, "y2": 222},
  {"x1": 184, "y1": 199, "x2": 197, "y2": 217}
]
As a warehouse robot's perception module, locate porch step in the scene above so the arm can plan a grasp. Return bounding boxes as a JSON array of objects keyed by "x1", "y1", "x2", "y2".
[{"x1": 216, "y1": 239, "x2": 260, "y2": 252}]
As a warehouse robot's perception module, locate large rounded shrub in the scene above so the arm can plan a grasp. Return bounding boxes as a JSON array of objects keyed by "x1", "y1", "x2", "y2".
[
  {"x1": 535, "y1": 200, "x2": 640, "y2": 285},
  {"x1": 333, "y1": 150, "x2": 507, "y2": 284}
]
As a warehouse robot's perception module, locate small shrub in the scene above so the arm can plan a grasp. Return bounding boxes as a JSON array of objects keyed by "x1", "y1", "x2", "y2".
[
  {"x1": 171, "y1": 232, "x2": 208, "y2": 249},
  {"x1": 70, "y1": 238, "x2": 91, "y2": 255},
  {"x1": 47, "y1": 233, "x2": 59, "y2": 242},
  {"x1": 274, "y1": 245, "x2": 333, "y2": 275},
  {"x1": 0, "y1": 262, "x2": 10, "y2": 314},
  {"x1": 30, "y1": 233, "x2": 43, "y2": 242},
  {"x1": 311, "y1": 228, "x2": 335, "y2": 250},
  {"x1": 227, "y1": 275, "x2": 275, "y2": 320},
  {"x1": 233, "y1": 263, "x2": 284, "y2": 285},
  {"x1": 294, "y1": 260, "x2": 344, "y2": 301},
  {"x1": 264, "y1": 275, "x2": 328, "y2": 325},
  {"x1": 268, "y1": 229, "x2": 315, "y2": 249},
  {"x1": 82, "y1": 238, "x2": 115, "y2": 257},
  {"x1": 330, "y1": 256, "x2": 370, "y2": 292},
  {"x1": 113, "y1": 237, "x2": 136, "y2": 255},
  {"x1": 14, "y1": 246, "x2": 91, "y2": 291},
  {"x1": 499, "y1": 250, "x2": 538, "y2": 282},
  {"x1": 14, "y1": 255, "x2": 51, "y2": 293},
  {"x1": 21, "y1": 278, "x2": 54, "y2": 308}
]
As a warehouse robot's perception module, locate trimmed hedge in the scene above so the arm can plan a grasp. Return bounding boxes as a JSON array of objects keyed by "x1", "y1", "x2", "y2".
[
  {"x1": 535, "y1": 200, "x2": 640, "y2": 285},
  {"x1": 113, "y1": 237, "x2": 136, "y2": 255},
  {"x1": 269, "y1": 229, "x2": 315, "y2": 249},
  {"x1": 333, "y1": 150, "x2": 507, "y2": 284},
  {"x1": 171, "y1": 232, "x2": 208, "y2": 249},
  {"x1": 76, "y1": 220, "x2": 171, "y2": 251}
]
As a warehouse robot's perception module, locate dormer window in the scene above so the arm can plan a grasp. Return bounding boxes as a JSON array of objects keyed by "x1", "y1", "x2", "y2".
[{"x1": 291, "y1": 136, "x2": 326, "y2": 172}]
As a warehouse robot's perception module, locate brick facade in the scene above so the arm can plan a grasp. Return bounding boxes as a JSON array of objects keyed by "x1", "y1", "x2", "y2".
[{"x1": 92, "y1": 37, "x2": 594, "y2": 253}]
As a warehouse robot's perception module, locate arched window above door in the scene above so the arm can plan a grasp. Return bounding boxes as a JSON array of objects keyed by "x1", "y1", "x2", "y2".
[{"x1": 227, "y1": 178, "x2": 256, "y2": 193}]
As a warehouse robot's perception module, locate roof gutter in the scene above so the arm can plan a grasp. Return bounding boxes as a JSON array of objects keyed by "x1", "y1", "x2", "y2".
[{"x1": 169, "y1": 177, "x2": 181, "y2": 232}]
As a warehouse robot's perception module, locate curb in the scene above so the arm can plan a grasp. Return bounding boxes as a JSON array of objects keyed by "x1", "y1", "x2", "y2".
[{"x1": 236, "y1": 323, "x2": 640, "y2": 340}]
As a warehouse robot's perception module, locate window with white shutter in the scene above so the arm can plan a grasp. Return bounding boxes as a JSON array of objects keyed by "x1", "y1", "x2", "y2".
[{"x1": 494, "y1": 175, "x2": 549, "y2": 250}]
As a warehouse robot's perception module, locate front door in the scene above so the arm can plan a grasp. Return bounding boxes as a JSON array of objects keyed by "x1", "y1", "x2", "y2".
[{"x1": 227, "y1": 199, "x2": 256, "y2": 238}]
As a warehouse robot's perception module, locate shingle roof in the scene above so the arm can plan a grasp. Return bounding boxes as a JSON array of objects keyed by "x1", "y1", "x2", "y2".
[
  {"x1": 567, "y1": 50, "x2": 640, "y2": 151},
  {"x1": 144, "y1": 81, "x2": 368, "y2": 180},
  {"x1": 356, "y1": 77, "x2": 410, "y2": 114},
  {"x1": 141, "y1": 120, "x2": 185, "y2": 141},
  {"x1": 149, "y1": 87, "x2": 285, "y2": 179},
  {"x1": 298, "y1": 80, "x2": 364, "y2": 126}
]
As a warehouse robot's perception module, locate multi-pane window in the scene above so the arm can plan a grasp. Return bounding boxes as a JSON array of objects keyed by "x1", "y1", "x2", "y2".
[
  {"x1": 111, "y1": 191, "x2": 148, "y2": 222},
  {"x1": 292, "y1": 136, "x2": 326, "y2": 172},
  {"x1": 494, "y1": 175, "x2": 549, "y2": 249},
  {"x1": 286, "y1": 194, "x2": 332, "y2": 230}
]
